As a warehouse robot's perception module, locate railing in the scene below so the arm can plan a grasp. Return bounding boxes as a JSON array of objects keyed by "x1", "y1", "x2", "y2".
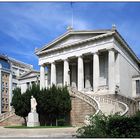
[
  {"x1": 69, "y1": 87, "x2": 100, "y2": 113},
  {"x1": 117, "y1": 101, "x2": 129, "y2": 116},
  {"x1": 0, "y1": 110, "x2": 15, "y2": 123},
  {"x1": 68, "y1": 87, "x2": 101, "y2": 125},
  {"x1": 94, "y1": 95, "x2": 129, "y2": 116}
]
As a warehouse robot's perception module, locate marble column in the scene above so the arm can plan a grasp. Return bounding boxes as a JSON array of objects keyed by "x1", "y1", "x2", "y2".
[
  {"x1": 85, "y1": 61, "x2": 91, "y2": 90},
  {"x1": 93, "y1": 52, "x2": 99, "y2": 92},
  {"x1": 63, "y1": 59, "x2": 70, "y2": 86},
  {"x1": 115, "y1": 52, "x2": 120, "y2": 87},
  {"x1": 108, "y1": 49, "x2": 115, "y2": 93},
  {"x1": 71, "y1": 64, "x2": 77, "y2": 88},
  {"x1": 47, "y1": 65, "x2": 51, "y2": 87},
  {"x1": 51, "y1": 62, "x2": 56, "y2": 86},
  {"x1": 40, "y1": 65, "x2": 45, "y2": 89},
  {"x1": 78, "y1": 55, "x2": 84, "y2": 91}
]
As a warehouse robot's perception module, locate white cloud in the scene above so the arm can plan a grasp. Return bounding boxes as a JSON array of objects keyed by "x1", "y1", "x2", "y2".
[{"x1": 0, "y1": 2, "x2": 92, "y2": 43}]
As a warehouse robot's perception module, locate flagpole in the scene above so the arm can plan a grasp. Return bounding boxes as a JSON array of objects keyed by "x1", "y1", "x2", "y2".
[{"x1": 71, "y1": 2, "x2": 74, "y2": 28}]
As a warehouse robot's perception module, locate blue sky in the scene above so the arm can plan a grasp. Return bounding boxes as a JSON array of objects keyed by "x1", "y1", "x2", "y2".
[{"x1": 0, "y1": 2, "x2": 140, "y2": 70}]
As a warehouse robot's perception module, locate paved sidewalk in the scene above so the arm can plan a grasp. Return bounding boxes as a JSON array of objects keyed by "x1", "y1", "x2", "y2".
[{"x1": 0, "y1": 126, "x2": 78, "y2": 138}]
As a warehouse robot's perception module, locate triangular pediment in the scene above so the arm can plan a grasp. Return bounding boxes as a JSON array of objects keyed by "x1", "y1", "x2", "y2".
[
  {"x1": 19, "y1": 70, "x2": 39, "y2": 79},
  {"x1": 37, "y1": 30, "x2": 112, "y2": 54}
]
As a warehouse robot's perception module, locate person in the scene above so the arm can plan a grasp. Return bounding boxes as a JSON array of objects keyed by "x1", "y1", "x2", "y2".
[{"x1": 31, "y1": 96, "x2": 37, "y2": 112}]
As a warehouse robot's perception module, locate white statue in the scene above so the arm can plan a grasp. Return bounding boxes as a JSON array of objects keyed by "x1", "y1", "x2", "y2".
[
  {"x1": 27, "y1": 96, "x2": 40, "y2": 127},
  {"x1": 31, "y1": 96, "x2": 37, "y2": 112}
]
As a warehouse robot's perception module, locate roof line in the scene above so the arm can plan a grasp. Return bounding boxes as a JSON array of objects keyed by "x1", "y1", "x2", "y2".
[
  {"x1": 114, "y1": 30, "x2": 140, "y2": 64},
  {"x1": 9, "y1": 57, "x2": 33, "y2": 68},
  {"x1": 18, "y1": 70, "x2": 39, "y2": 79},
  {"x1": 35, "y1": 31, "x2": 70, "y2": 54},
  {"x1": 36, "y1": 31, "x2": 114, "y2": 55},
  {"x1": 35, "y1": 29, "x2": 112, "y2": 54}
]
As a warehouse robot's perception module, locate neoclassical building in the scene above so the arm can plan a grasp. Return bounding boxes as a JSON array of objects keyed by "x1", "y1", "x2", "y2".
[{"x1": 35, "y1": 26, "x2": 140, "y2": 125}]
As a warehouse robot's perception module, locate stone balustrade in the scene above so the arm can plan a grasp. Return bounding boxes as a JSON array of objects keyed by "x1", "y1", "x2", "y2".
[
  {"x1": 69, "y1": 87, "x2": 100, "y2": 113},
  {"x1": 94, "y1": 95, "x2": 129, "y2": 116},
  {"x1": 0, "y1": 110, "x2": 15, "y2": 123},
  {"x1": 68, "y1": 87, "x2": 101, "y2": 125}
]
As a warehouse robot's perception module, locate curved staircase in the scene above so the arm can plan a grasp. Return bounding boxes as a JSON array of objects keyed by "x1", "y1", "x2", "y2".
[
  {"x1": 68, "y1": 87, "x2": 101, "y2": 126},
  {"x1": 69, "y1": 87, "x2": 101, "y2": 115},
  {"x1": 92, "y1": 95, "x2": 129, "y2": 116},
  {"x1": 69, "y1": 87, "x2": 129, "y2": 126}
]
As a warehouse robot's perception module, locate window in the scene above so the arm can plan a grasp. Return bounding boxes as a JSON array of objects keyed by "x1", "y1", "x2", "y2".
[
  {"x1": 2, "y1": 82, "x2": 4, "y2": 87},
  {"x1": 27, "y1": 82, "x2": 30, "y2": 88},
  {"x1": 5, "y1": 82, "x2": 8, "y2": 87},
  {"x1": 6, "y1": 90, "x2": 8, "y2": 94},
  {"x1": 13, "y1": 83, "x2": 17, "y2": 89},
  {"x1": 12, "y1": 75, "x2": 16, "y2": 78},
  {"x1": 136, "y1": 80, "x2": 140, "y2": 95},
  {"x1": 31, "y1": 81, "x2": 35, "y2": 85}
]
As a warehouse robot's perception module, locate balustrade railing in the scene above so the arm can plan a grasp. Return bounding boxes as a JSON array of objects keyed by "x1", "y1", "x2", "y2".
[
  {"x1": 0, "y1": 110, "x2": 15, "y2": 122},
  {"x1": 94, "y1": 95, "x2": 129, "y2": 116},
  {"x1": 69, "y1": 87, "x2": 100, "y2": 113}
]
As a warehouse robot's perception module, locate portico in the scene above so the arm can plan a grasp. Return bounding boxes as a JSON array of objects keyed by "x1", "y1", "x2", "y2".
[
  {"x1": 35, "y1": 28, "x2": 133, "y2": 96},
  {"x1": 39, "y1": 49, "x2": 117, "y2": 93}
]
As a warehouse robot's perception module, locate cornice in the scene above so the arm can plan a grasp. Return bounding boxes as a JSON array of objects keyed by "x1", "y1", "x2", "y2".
[
  {"x1": 114, "y1": 31, "x2": 140, "y2": 64},
  {"x1": 36, "y1": 31, "x2": 114, "y2": 56},
  {"x1": 19, "y1": 70, "x2": 39, "y2": 79},
  {"x1": 35, "y1": 29, "x2": 112, "y2": 54}
]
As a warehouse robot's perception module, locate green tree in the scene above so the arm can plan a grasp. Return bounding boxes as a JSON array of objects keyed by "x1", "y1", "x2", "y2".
[
  {"x1": 11, "y1": 84, "x2": 71, "y2": 126},
  {"x1": 11, "y1": 88, "x2": 30, "y2": 125},
  {"x1": 38, "y1": 85, "x2": 71, "y2": 126}
]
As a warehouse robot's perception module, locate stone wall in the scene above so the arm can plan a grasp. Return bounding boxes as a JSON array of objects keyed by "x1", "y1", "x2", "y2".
[{"x1": 70, "y1": 95, "x2": 96, "y2": 126}]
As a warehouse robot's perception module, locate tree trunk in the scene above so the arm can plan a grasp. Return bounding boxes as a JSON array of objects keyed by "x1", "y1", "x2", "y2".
[
  {"x1": 56, "y1": 118, "x2": 58, "y2": 126},
  {"x1": 23, "y1": 117, "x2": 27, "y2": 126}
]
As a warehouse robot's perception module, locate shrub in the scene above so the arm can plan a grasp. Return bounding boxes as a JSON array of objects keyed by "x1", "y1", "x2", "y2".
[
  {"x1": 57, "y1": 119, "x2": 66, "y2": 126},
  {"x1": 76, "y1": 112, "x2": 140, "y2": 138},
  {"x1": 77, "y1": 114, "x2": 108, "y2": 138}
]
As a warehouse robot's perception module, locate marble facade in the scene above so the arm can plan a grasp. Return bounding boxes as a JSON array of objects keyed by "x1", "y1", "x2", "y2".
[{"x1": 36, "y1": 27, "x2": 140, "y2": 98}]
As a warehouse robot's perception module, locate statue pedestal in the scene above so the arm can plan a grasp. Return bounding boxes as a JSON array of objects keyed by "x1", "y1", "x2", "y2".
[{"x1": 27, "y1": 112, "x2": 40, "y2": 127}]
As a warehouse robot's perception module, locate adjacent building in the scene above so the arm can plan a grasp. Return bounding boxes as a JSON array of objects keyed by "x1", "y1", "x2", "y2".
[
  {"x1": 9, "y1": 57, "x2": 33, "y2": 90},
  {"x1": 0, "y1": 55, "x2": 12, "y2": 113},
  {"x1": 0, "y1": 54, "x2": 33, "y2": 114},
  {"x1": 18, "y1": 70, "x2": 40, "y2": 93}
]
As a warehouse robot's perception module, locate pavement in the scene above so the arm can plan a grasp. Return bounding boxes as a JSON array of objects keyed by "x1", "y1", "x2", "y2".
[{"x1": 0, "y1": 126, "x2": 78, "y2": 138}]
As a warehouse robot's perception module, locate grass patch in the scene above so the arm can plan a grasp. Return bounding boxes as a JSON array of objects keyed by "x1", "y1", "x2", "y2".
[{"x1": 4, "y1": 125, "x2": 72, "y2": 129}]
